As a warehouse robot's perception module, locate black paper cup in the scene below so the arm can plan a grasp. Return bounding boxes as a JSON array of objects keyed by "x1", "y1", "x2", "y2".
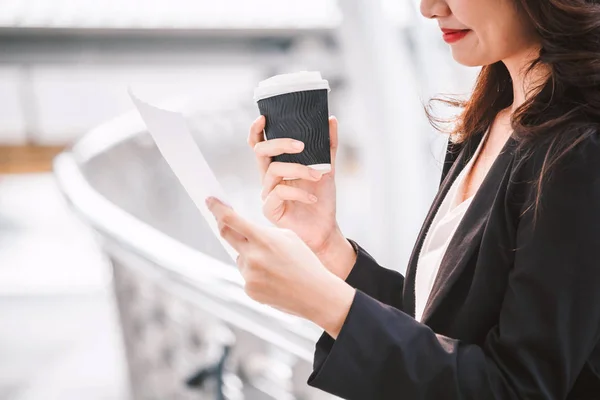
[{"x1": 254, "y1": 71, "x2": 331, "y2": 179}]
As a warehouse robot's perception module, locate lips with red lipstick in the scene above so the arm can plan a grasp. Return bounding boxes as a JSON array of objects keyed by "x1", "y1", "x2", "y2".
[{"x1": 441, "y1": 28, "x2": 471, "y2": 44}]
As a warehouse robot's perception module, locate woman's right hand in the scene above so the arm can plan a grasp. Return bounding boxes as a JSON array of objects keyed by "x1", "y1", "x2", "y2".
[{"x1": 248, "y1": 115, "x2": 343, "y2": 258}]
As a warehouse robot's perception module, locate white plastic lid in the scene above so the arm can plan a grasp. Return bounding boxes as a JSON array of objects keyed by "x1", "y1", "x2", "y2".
[{"x1": 253, "y1": 71, "x2": 330, "y2": 102}]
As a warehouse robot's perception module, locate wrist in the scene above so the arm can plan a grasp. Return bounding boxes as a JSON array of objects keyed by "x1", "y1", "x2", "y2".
[
  {"x1": 307, "y1": 275, "x2": 355, "y2": 339},
  {"x1": 315, "y1": 228, "x2": 357, "y2": 281}
]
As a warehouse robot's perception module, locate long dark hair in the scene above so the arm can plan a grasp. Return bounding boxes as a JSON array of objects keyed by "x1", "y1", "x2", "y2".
[{"x1": 428, "y1": 0, "x2": 600, "y2": 219}]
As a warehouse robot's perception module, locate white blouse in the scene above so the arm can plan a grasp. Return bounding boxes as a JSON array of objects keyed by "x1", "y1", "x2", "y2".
[{"x1": 414, "y1": 130, "x2": 489, "y2": 322}]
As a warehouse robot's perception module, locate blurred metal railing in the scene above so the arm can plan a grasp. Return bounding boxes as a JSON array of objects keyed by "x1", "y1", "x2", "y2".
[{"x1": 52, "y1": 95, "x2": 336, "y2": 400}]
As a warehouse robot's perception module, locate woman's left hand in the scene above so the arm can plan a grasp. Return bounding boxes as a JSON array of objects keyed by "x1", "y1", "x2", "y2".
[{"x1": 206, "y1": 196, "x2": 355, "y2": 338}]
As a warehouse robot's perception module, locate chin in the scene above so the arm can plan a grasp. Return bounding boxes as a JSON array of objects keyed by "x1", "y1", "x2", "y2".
[{"x1": 450, "y1": 49, "x2": 487, "y2": 67}]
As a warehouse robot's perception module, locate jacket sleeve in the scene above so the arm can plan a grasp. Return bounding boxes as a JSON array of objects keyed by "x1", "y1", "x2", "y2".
[
  {"x1": 344, "y1": 239, "x2": 404, "y2": 309},
  {"x1": 307, "y1": 136, "x2": 600, "y2": 399},
  {"x1": 313, "y1": 239, "x2": 405, "y2": 369}
]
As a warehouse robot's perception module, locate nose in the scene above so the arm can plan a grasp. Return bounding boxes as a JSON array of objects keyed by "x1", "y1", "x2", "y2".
[{"x1": 420, "y1": 0, "x2": 451, "y2": 19}]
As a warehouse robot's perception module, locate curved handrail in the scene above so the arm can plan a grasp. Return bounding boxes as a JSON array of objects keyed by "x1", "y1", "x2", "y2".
[{"x1": 52, "y1": 108, "x2": 322, "y2": 363}]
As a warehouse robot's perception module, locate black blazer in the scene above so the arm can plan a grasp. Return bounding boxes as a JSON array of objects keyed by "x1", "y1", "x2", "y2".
[{"x1": 307, "y1": 130, "x2": 600, "y2": 399}]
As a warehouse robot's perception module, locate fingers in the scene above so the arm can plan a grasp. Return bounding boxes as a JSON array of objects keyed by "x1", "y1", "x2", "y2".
[
  {"x1": 248, "y1": 116, "x2": 270, "y2": 178},
  {"x1": 249, "y1": 114, "x2": 339, "y2": 179},
  {"x1": 261, "y1": 162, "x2": 322, "y2": 200},
  {"x1": 263, "y1": 185, "x2": 317, "y2": 219},
  {"x1": 253, "y1": 137, "x2": 305, "y2": 181},
  {"x1": 247, "y1": 115, "x2": 266, "y2": 148},
  {"x1": 206, "y1": 197, "x2": 259, "y2": 244},
  {"x1": 254, "y1": 138, "x2": 305, "y2": 157},
  {"x1": 329, "y1": 116, "x2": 338, "y2": 174},
  {"x1": 218, "y1": 220, "x2": 249, "y2": 253}
]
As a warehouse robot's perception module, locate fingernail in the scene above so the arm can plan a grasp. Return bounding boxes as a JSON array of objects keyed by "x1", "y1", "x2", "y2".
[
  {"x1": 310, "y1": 169, "x2": 323, "y2": 179},
  {"x1": 205, "y1": 197, "x2": 213, "y2": 206},
  {"x1": 293, "y1": 141, "x2": 304, "y2": 150},
  {"x1": 309, "y1": 194, "x2": 318, "y2": 203}
]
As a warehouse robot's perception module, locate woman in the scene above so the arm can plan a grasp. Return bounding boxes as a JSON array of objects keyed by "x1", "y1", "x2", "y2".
[{"x1": 206, "y1": 0, "x2": 600, "y2": 398}]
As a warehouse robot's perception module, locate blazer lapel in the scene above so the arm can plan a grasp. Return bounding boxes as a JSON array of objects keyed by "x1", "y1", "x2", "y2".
[
  {"x1": 419, "y1": 135, "x2": 518, "y2": 324},
  {"x1": 402, "y1": 133, "x2": 482, "y2": 318}
]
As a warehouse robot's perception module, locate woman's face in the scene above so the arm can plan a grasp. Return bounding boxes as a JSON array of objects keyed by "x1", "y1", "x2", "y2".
[{"x1": 420, "y1": 0, "x2": 539, "y2": 67}]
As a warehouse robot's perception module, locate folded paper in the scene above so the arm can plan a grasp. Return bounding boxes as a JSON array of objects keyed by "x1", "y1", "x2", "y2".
[{"x1": 129, "y1": 88, "x2": 238, "y2": 262}]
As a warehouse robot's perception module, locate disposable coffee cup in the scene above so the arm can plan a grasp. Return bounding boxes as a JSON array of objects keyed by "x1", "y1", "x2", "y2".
[{"x1": 254, "y1": 71, "x2": 331, "y2": 179}]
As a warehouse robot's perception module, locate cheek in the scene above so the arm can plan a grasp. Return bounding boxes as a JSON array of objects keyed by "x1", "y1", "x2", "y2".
[
  {"x1": 449, "y1": 22, "x2": 534, "y2": 67},
  {"x1": 446, "y1": 0, "x2": 534, "y2": 67},
  {"x1": 445, "y1": 1, "x2": 497, "y2": 66},
  {"x1": 447, "y1": 0, "x2": 485, "y2": 28},
  {"x1": 448, "y1": 30, "x2": 500, "y2": 67},
  {"x1": 487, "y1": 19, "x2": 537, "y2": 61}
]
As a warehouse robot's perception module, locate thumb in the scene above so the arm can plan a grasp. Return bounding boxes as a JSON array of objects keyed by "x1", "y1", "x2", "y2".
[{"x1": 329, "y1": 116, "x2": 339, "y2": 175}]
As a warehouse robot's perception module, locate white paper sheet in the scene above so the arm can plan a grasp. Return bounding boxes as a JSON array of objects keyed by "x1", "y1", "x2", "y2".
[{"x1": 128, "y1": 88, "x2": 238, "y2": 262}]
